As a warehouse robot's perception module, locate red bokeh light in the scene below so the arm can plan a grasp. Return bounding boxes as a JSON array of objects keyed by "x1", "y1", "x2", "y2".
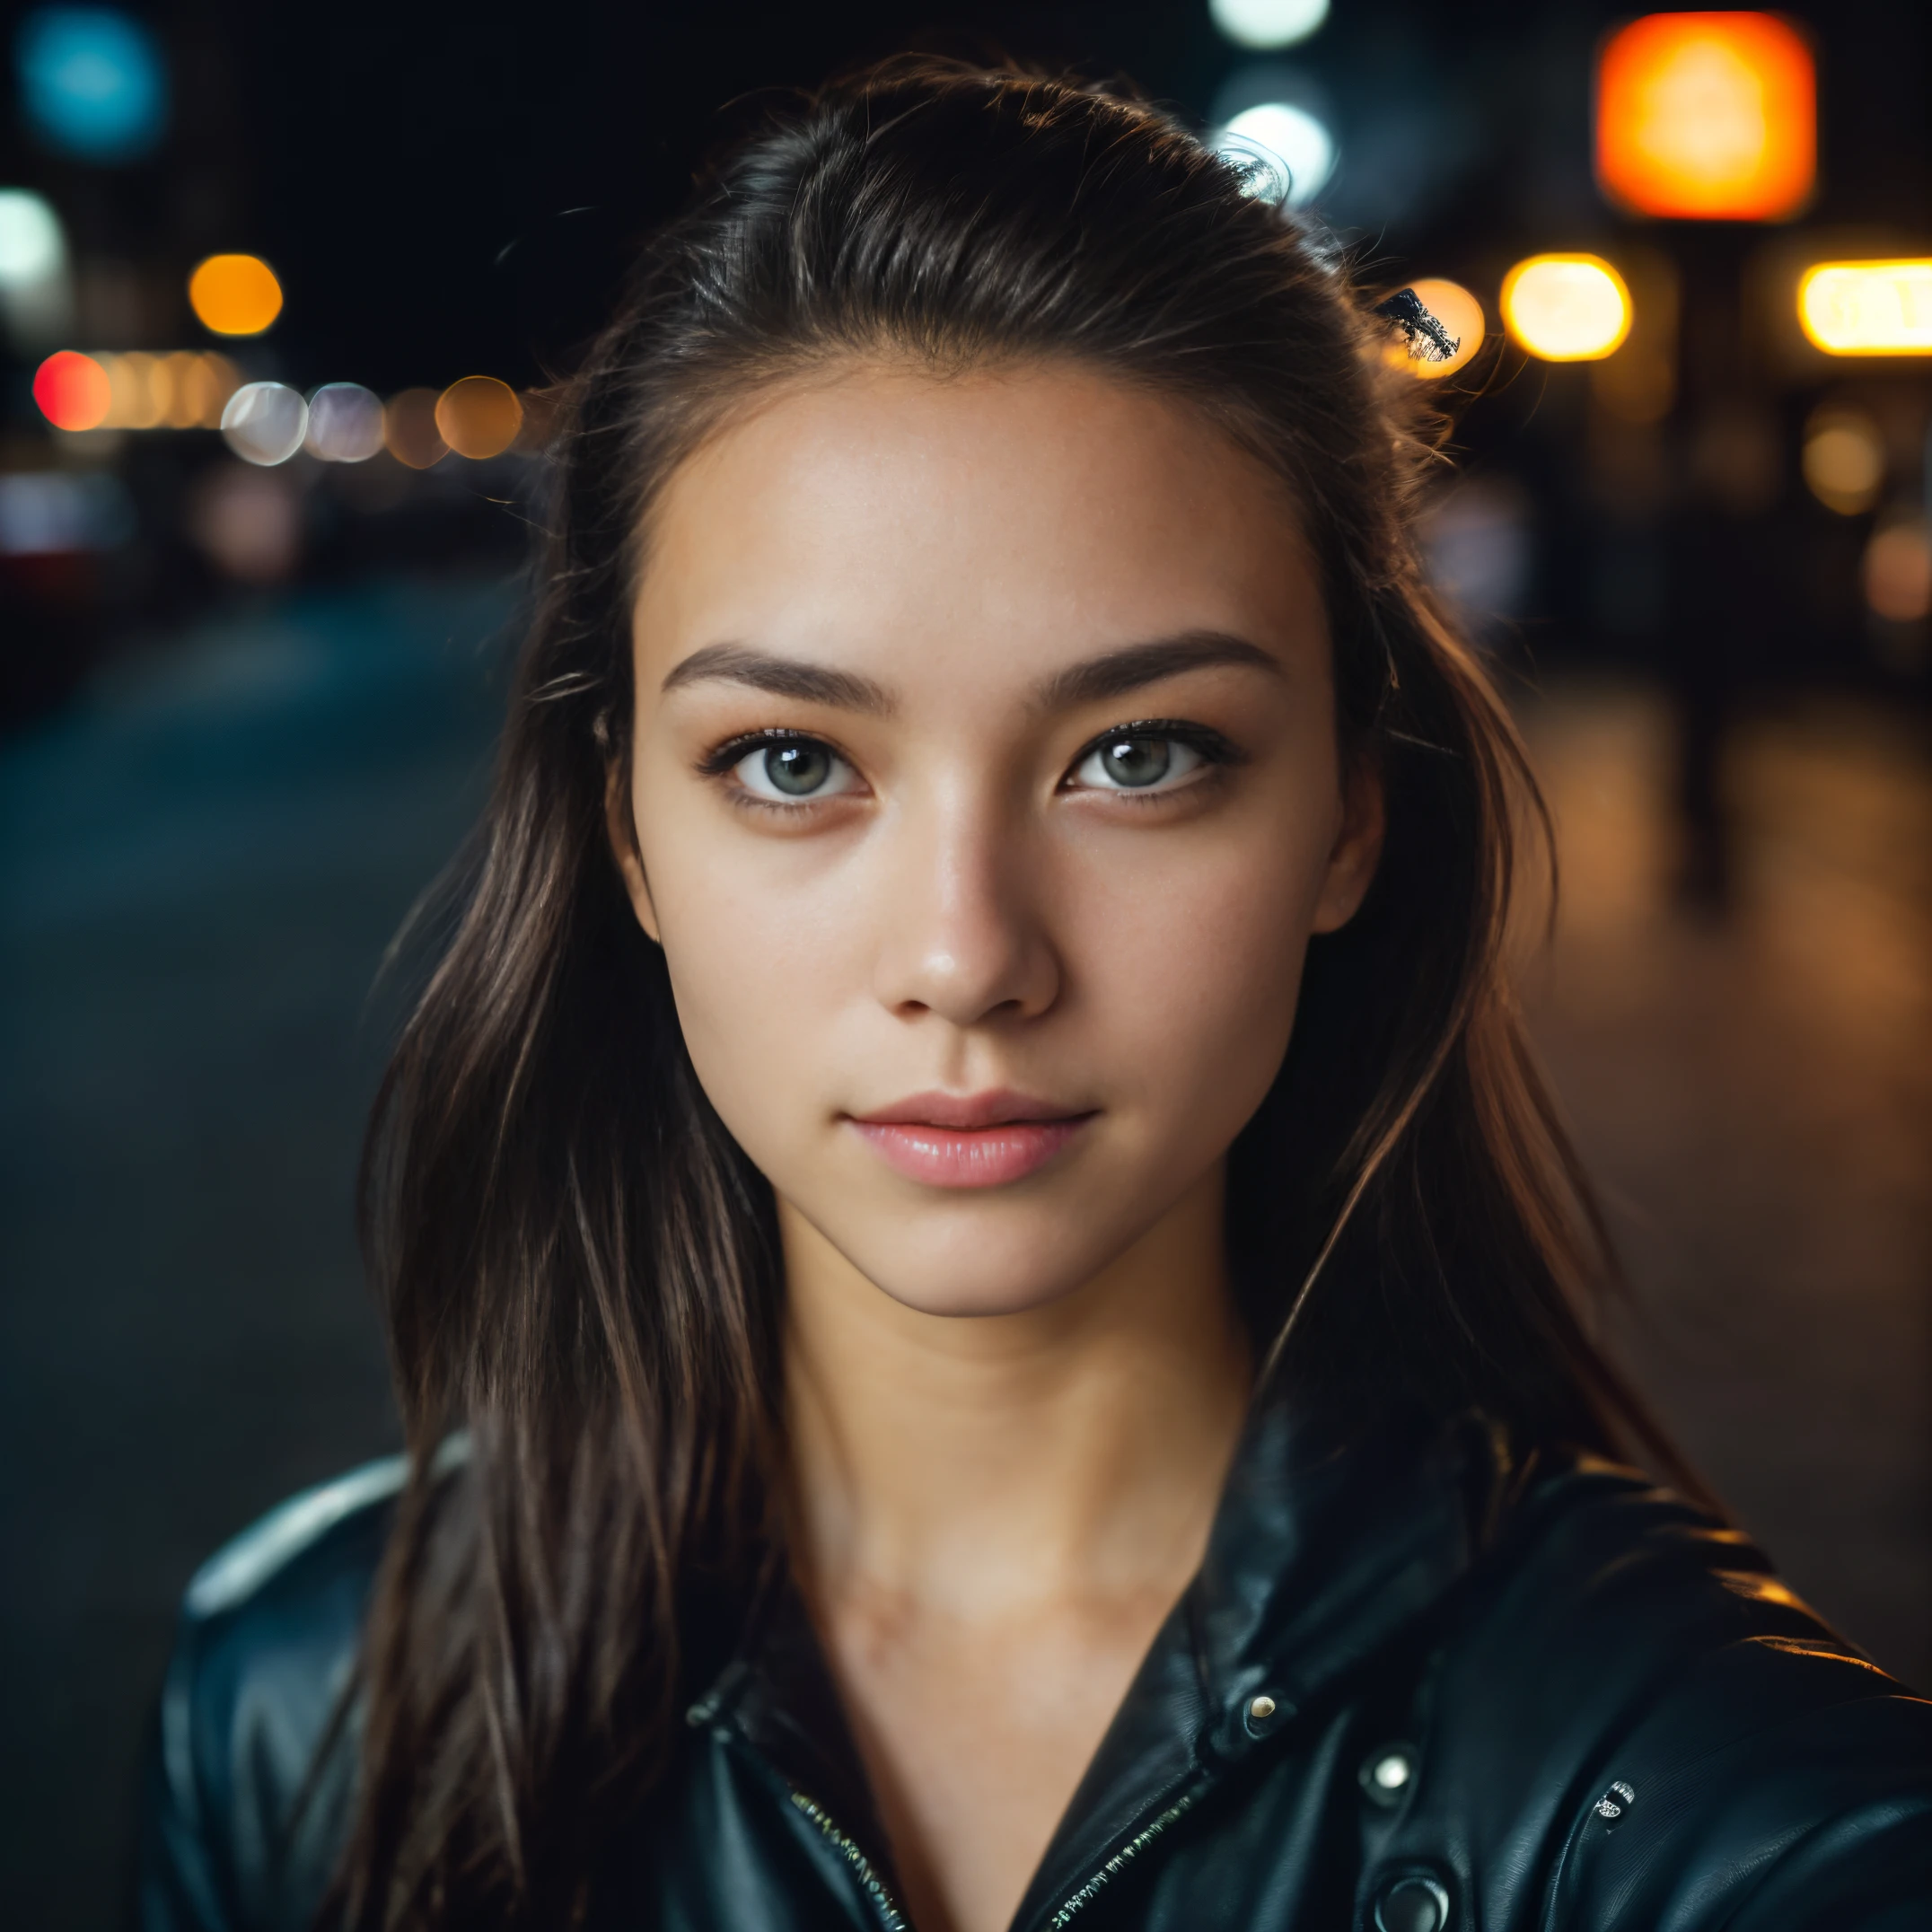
[{"x1": 33, "y1": 351, "x2": 113, "y2": 432}]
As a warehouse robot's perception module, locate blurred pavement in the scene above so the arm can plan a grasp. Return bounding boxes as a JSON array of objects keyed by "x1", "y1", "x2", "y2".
[
  {"x1": 1519, "y1": 680, "x2": 1931, "y2": 1690},
  {"x1": 1, "y1": 577, "x2": 514, "y2": 1929}
]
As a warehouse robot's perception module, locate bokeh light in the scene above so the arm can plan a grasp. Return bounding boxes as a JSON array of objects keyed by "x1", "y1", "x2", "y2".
[
  {"x1": 305, "y1": 382, "x2": 386, "y2": 462},
  {"x1": 16, "y1": 6, "x2": 167, "y2": 162},
  {"x1": 220, "y1": 381, "x2": 308, "y2": 466},
  {"x1": 91, "y1": 349, "x2": 236, "y2": 428},
  {"x1": 1383, "y1": 278, "x2": 1485, "y2": 379},
  {"x1": 0, "y1": 189, "x2": 65, "y2": 289},
  {"x1": 1595, "y1": 12, "x2": 1814, "y2": 222},
  {"x1": 165, "y1": 350, "x2": 237, "y2": 427},
  {"x1": 1864, "y1": 520, "x2": 1932, "y2": 623},
  {"x1": 32, "y1": 347, "x2": 110, "y2": 430},
  {"x1": 384, "y1": 388, "x2": 448, "y2": 469},
  {"x1": 1798, "y1": 261, "x2": 1932, "y2": 356},
  {"x1": 435, "y1": 375, "x2": 523, "y2": 460},
  {"x1": 0, "y1": 188, "x2": 72, "y2": 347},
  {"x1": 1801, "y1": 409, "x2": 1884, "y2": 516},
  {"x1": 1208, "y1": 0, "x2": 1329, "y2": 52},
  {"x1": 189, "y1": 463, "x2": 303, "y2": 584},
  {"x1": 0, "y1": 469, "x2": 132, "y2": 555},
  {"x1": 189, "y1": 253, "x2": 284, "y2": 336},
  {"x1": 1217, "y1": 102, "x2": 1336, "y2": 208},
  {"x1": 1500, "y1": 254, "x2": 1631, "y2": 362},
  {"x1": 105, "y1": 348, "x2": 166, "y2": 428}
]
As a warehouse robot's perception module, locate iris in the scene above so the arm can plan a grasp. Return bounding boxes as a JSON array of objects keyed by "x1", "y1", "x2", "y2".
[
  {"x1": 1096, "y1": 737, "x2": 1172, "y2": 787},
  {"x1": 763, "y1": 742, "x2": 833, "y2": 795}
]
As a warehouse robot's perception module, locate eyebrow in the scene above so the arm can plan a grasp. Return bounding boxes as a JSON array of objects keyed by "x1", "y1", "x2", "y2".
[
  {"x1": 657, "y1": 628, "x2": 1283, "y2": 715},
  {"x1": 1034, "y1": 631, "x2": 1285, "y2": 709},
  {"x1": 660, "y1": 642, "x2": 895, "y2": 713}
]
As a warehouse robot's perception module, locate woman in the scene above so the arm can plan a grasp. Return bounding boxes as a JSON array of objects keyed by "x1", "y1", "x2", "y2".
[{"x1": 139, "y1": 58, "x2": 1930, "y2": 1932}]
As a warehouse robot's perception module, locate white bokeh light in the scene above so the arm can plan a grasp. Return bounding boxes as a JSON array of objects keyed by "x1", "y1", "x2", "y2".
[
  {"x1": 305, "y1": 382, "x2": 386, "y2": 462},
  {"x1": 0, "y1": 189, "x2": 65, "y2": 286},
  {"x1": 1217, "y1": 102, "x2": 1336, "y2": 206},
  {"x1": 0, "y1": 188, "x2": 74, "y2": 347},
  {"x1": 221, "y1": 381, "x2": 308, "y2": 466},
  {"x1": 1209, "y1": 0, "x2": 1330, "y2": 52}
]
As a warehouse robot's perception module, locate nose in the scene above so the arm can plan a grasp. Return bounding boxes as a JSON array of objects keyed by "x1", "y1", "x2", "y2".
[{"x1": 871, "y1": 786, "x2": 1061, "y2": 1027}]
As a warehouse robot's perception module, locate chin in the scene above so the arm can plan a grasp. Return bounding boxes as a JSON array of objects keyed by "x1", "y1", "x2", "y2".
[{"x1": 836, "y1": 1208, "x2": 1141, "y2": 1320}]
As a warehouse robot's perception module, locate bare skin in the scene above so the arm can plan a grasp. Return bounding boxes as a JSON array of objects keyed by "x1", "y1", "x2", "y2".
[{"x1": 614, "y1": 360, "x2": 1382, "y2": 1932}]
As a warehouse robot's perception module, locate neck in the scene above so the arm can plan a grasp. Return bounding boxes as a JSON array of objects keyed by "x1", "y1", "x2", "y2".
[{"x1": 780, "y1": 1167, "x2": 1253, "y2": 1620}]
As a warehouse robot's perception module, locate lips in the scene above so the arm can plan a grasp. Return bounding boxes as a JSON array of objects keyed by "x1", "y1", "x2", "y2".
[{"x1": 847, "y1": 1089, "x2": 1094, "y2": 1188}]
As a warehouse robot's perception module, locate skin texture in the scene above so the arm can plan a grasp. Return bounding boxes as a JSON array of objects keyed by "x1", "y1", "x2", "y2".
[{"x1": 616, "y1": 361, "x2": 1383, "y2": 1932}]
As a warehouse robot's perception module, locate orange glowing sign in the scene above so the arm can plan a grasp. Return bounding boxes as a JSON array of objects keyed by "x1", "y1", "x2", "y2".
[{"x1": 1596, "y1": 13, "x2": 1814, "y2": 221}]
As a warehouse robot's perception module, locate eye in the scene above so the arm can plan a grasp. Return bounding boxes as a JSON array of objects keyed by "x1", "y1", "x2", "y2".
[
  {"x1": 731, "y1": 737, "x2": 860, "y2": 803},
  {"x1": 1069, "y1": 732, "x2": 1208, "y2": 793}
]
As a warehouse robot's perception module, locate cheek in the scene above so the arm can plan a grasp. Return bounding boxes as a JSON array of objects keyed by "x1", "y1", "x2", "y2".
[
  {"x1": 633, "y1": 791, "x2": 864, "y2": 1140},
  {"x1": 1058, "y1": 819, "x2": 1323, "y2": 1132}
]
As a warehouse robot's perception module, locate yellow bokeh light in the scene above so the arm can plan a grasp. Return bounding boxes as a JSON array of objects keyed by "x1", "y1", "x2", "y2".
[
  {"x1": 1383, "y1": 278, "x2": 1486, "y2": 379},
  {"x1": 90, "y1": 350, "x2": 242, "y2": 430},
  {"x1": 188, "y1": 253, "x2": 284, "y2": 336},
  {"x1": 1801, "y1": 409, "x2": 1884, "y2": 515},
  {"x1": 105, "y1": 350, "x2": 166, "y2": 429},
  {"x1": 1798, "y1": 261, "x2": 1932, "y2": 356},
  {"x1": 435, "y1": 375, "x2": 523, "y2": 460},
  {"x1": 161, "y1": 352, "x2": 198, "y2": 427},
  {"x1": 1501, "y1": 254, "x2": 1631, "y2": 362}
]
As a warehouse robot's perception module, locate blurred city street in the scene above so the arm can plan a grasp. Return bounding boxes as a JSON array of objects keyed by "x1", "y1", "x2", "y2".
[
  {"x1": 2, "y1": 582, "x2": 1928, "y2": 1927},
  {"x1": 1, "y1": 575, "x2": 513, "y2": 1928}
]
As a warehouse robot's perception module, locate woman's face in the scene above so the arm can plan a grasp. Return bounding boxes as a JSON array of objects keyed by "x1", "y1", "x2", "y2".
[{"x1": 619, "y1": 360, "x2": 1381, "y2": 1317}]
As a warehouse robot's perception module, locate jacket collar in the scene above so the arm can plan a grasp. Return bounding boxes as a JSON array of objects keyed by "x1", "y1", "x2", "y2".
[{"x1": 700, "y1": 1399, "x2": 1515, "y2": 1926}]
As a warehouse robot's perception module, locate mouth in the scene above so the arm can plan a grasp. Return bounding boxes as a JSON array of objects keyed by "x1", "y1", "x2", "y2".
[{"x1": 846, "y1": 1089, "x2": 1096, "y2": 1189}]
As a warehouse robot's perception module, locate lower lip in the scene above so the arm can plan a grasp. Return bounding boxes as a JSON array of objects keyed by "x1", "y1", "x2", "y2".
[{"x1": 848, "y1": 1117, "x2": 1091, "y2": 1188}]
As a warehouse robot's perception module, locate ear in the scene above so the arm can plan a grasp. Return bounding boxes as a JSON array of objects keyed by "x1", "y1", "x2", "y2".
[
  {"x1": 1310, "y1": 751, "x2": 1386, "y2": 935},
  {"x1": 604, "y1": 752, "x2": 663, "y2": 944}
]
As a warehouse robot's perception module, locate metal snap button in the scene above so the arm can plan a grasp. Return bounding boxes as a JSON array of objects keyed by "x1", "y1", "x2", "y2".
[
  {"x1": 1358, "y1": 1741, "x2": 1418, "y2": 1808},
  {"x1": 1243, "y1": 1691, "x2": 1289, "y2": 1734},
  {"x1": 1374, "y1": 1875, "x2": 1450, "y2": 1932}
]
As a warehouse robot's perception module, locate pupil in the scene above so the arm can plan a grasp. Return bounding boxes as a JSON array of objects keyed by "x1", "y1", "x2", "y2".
[
  {"x1": 1102, "y1": 737, "x2": 1170, "y2": 786},
  {"x1": 765, "y1": 743, "x2": 830, "y2": 795}
]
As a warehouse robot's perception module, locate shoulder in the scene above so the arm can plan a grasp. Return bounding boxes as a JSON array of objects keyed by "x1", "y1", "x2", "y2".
[
  {"x1": 136, "y1": 1455, "x2": 408, "y2": 1932},
  {"x1": 1398, "y1": 1450, "x2": 1932, "y2": 1928}
]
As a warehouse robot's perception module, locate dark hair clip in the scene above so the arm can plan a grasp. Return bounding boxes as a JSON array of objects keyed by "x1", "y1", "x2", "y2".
[{"x1": 1373, "y1": 288, "x2": 1460, "y2": 363}]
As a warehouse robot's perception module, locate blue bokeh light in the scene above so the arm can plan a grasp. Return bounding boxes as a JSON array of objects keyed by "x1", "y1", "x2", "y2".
[{"x1": 16, "y1": 7, "x2": 168, "y2": 162}]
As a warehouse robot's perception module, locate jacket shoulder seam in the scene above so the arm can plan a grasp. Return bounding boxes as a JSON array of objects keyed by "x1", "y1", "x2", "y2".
[{"x1": 182, "y1": 1453, "x2": 408, "y2": 1621}]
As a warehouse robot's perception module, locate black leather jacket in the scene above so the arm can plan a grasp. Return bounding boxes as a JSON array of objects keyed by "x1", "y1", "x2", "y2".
[{"x1": 137, "y1": 1404, "x2": 1932, "y2": 1931}]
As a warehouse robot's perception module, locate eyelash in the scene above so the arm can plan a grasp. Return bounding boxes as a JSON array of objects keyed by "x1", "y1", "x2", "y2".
[
  {"x1": 696, "y1": 728, "x2": 826, "y2": 780},
  {"x1": 694, "y1": 718, "x2": 1244, "y2": 808}
]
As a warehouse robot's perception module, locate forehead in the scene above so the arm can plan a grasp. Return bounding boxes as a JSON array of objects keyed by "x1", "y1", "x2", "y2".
[{"x1": 633, "y1": 359, "x2": 1327, "y2": 693}]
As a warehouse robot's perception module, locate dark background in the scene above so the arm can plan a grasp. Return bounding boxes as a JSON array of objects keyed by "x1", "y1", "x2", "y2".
[{"x1": 2, "y1": 4, "x2": 1928, "y2": 1927}]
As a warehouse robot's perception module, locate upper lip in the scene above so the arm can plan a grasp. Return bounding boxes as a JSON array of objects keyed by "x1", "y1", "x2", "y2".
[{"x1": 849, "y1": 1089, "x2": 1091, "y2": 1129}]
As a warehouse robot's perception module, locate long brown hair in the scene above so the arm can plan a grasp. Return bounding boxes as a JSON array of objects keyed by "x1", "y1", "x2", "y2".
[{"x1": 340, "y1": 56, "x2": 1683, "y2": 1928}]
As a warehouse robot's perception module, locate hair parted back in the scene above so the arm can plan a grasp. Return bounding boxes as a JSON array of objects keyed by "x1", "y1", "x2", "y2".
[{"x1": 339, "y1": 54, "x2": 1686, "y2": 1928}]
